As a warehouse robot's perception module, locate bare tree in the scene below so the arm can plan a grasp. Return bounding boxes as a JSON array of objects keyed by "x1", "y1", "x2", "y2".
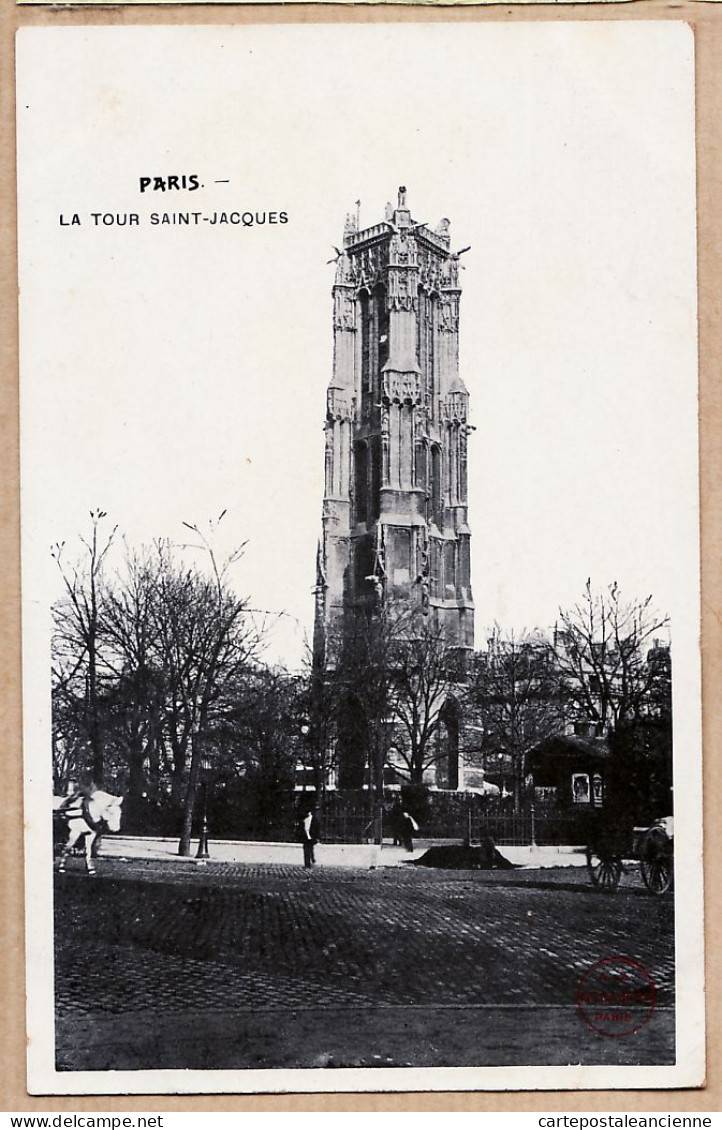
[
  {"x1": 101, "y1": 546, "x2": 166, "y2": 811},
  {"x1": 332, "y1": 605, "x2": 400, "y2": 796},
  {"x1": 552, "y1": 580, "x2": 670, "y2": 733},
  {"x1": 150, "y1": 523, "x2": 259, "y2": 856},
  {"x1": 51, "y1": 510, "x2": 118, "y2": 785},
  {"x1": 331, "y1": 606, "x2": 462, "y2": 790},
  {"x1": 51, "y1": 682, "x2": 85, "y2": 790},
  {"x1": 302, "y1": 649, "x2": 339, "y2": 795},
  {"x1": 470, "y1": 626, "x2": 564, "y2": 810},
  {"x1": 388, "y1": 613, "x2": 460, "y2": 786},
  {"x1": 218, "y1": 665, "x2": 302, "y2": 830}
]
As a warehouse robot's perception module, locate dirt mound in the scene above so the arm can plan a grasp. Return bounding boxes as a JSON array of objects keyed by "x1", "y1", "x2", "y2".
[{"x1": 413, "y1": 840, "x2": 517, "y2": 871}]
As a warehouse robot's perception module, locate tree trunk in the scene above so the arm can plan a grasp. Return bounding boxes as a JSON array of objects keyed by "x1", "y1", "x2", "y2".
[
  {"x1": 147, "y1": 731, "x2": 162, "y2": 801},
  {"x1": 127, "y1": 730, "x2": 146, "y2": 807},
  {"x1": 178, "y1": 725, "x2": 203, "y2": 856},
  {"x1": 512, "y1": 750, "x2": 526, "y2": 814},
  {"x1": 170, "y1": 735, "x2": 187, "y2": 805},
  {"x1": 87, "y1": 644, "x2": 104, "y2": 786},
  {"x1": 410, "y1": 761, "x2": 425, "y2": 786}
]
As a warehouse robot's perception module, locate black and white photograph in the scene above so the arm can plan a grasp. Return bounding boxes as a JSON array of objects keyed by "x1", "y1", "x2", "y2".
[{"x1": 17, "y1": 21, "x2": 703, "y2": 1094}]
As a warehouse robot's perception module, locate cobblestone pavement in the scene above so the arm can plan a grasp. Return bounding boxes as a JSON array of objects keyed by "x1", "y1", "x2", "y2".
[{"x1": 54, "y1": 859, "x2": 675, "y2": 1071}]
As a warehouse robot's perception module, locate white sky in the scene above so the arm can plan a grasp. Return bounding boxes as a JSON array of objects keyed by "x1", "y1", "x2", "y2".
[{"x1": 17, "y1": 22, "x2": 698, "y2": 670}]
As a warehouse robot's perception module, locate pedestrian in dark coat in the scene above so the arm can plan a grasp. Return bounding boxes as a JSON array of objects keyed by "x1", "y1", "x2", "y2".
[
  {"x1": 400, "y1": 809, "x2": 419, "y2": 852},
  {"x1": 390, "y1": 802, "x2": 404, "y2": 846},
  {"x1": 300, "y1": 804, "x2": 321, "y2": 867}
]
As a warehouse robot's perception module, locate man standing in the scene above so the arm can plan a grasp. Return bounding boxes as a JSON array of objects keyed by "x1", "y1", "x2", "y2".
[
  {"x1": 300, "y1": 803, "x2": 321, "y2": 868},
  {"x1": 400, "y1": 809, "x2": 419, "y2": 853},
  {"x1": 58, "y1": 778, "x2": 86, "y2": 812}
]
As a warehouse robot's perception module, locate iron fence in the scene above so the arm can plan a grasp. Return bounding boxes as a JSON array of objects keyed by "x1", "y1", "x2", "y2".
[
  {"x1": 198, "y1": 794, "x2": 590, "y2": 847},
  {"x1": 466, "y1": 804, "x2": 586, "y2": 846}
]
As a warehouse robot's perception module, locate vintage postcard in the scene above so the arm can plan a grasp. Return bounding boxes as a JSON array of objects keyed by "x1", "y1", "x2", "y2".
[{"x1": 17, "y1": 22, "x2": 703, "y2": 1095}]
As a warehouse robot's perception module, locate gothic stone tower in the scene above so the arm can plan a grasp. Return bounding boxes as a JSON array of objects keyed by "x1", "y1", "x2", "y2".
[{"x1": 314, "y1": 188, "x2": 474, "y2": 781}]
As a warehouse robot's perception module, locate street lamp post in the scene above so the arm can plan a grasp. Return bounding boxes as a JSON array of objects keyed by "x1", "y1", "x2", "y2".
[
  {"x1": 195, "y1": 754, "x2": 213, "y2": 861},
  {"x1": 300, "y1": 723, "x2": 310, "y2": 791}
]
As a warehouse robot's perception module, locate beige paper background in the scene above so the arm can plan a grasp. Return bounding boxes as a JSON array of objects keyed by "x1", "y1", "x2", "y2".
[
  {"x1": 2, "y1": 0, "x2": 720, "y2": 1112},
  {"x1": 13, "y1": 0, "x2": 658, "y2": 9}
]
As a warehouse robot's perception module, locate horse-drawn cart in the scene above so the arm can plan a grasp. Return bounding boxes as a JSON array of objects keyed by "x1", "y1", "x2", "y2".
[{"x1": 586, "y1": 815, "x2": 674, "y2": 895}]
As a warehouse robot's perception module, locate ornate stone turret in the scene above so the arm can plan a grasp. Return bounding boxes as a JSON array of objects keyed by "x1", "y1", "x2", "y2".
[{"x1": 314, "y1": 188, "x2": 474, "y2": 673}]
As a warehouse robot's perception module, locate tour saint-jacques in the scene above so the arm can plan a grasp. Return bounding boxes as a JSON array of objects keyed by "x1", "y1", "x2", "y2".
[{"x1": 313, "y1": 186, "x2": 474, "y2": 798}]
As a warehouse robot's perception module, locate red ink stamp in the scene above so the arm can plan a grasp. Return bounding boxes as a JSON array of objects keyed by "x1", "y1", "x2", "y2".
[{"x1": 576, "y1": 956, "x2": 657, "y2": 1038}]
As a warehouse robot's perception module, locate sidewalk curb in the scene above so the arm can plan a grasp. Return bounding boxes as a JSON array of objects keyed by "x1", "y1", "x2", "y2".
[{"x1": 98, "y1": 835, "x2": 589, "y2": 871}]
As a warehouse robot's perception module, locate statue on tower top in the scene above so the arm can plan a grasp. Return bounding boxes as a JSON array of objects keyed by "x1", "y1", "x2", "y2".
[{"x1": 398, "y1": 185, "x2": 407, "y2": 208}]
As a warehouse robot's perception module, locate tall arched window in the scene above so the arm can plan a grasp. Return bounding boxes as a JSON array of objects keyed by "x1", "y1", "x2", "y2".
[
  {"x1": 431, "y1": 445, "x2": 442, "y2": 528},
  {"x1": 369, "y1": 438, "x2": 381, "y2": 521},
  {"x1": 444, "y1": 542, "x2": 456, "y2": 596},
  {"x1": 417, "y1": 288, "x2": 426, "y2": 379},
  {"x1": 354, "y1": 535, "x2": 374, "y2": 597},
  {"x1": 416, "y1": 438, "x2": 428, "y2": 494},
  {"x1": 417, "y1": 289, "x2": 436, "y2": 407},
  {"x1": 428, "y1": 293, "x2": 437, "y2": 406},
  {"x1": 354, "y1": 441, "x2": 368, "y2": 525},
  {"x1": 375, "y1": 284, "x2": 389, "y2": 372},
  {"x1": 359, "y1": 290, "x2": 371, "y2": 417},
  {"x1": 449, "y1": 424, "x2": 458, "y2": 504},
  {"x1": 400, "y1": 404, "x2": 413, "y2": 489},
  {"x1": 458, "y1": 535, "x2": 471, "y2": 591}
]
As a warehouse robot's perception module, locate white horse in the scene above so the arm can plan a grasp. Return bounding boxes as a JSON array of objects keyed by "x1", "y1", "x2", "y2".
[{"x1": 53, "y1": 790, "x2": 124, "y2": 875}]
